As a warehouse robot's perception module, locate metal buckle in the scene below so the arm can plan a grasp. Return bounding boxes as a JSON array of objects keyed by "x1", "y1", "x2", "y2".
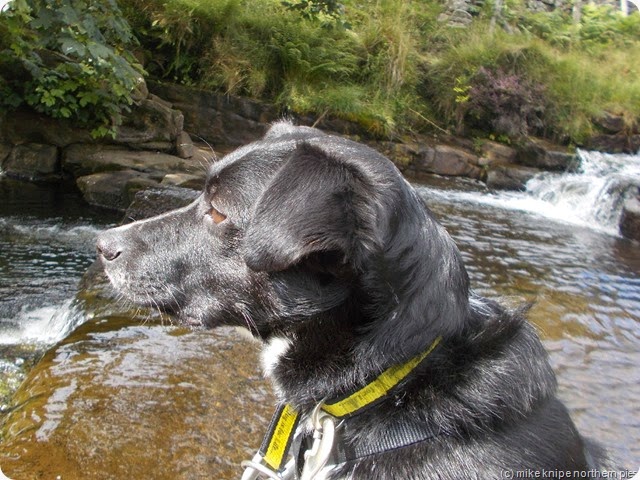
[{"x1": 300, "y1": 403, "x2": 337, "y2": 480}]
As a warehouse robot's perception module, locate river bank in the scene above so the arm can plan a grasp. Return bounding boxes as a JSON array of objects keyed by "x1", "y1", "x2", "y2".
[{"x1": 1, "y1": 81, "x2": 639, "y2": 242}]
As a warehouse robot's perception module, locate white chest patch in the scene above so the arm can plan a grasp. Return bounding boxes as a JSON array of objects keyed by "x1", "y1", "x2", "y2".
[{"x1": 261, "y1": 336, "x2": 292, "y2": 378}]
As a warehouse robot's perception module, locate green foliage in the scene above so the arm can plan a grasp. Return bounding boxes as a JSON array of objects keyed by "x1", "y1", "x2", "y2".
[
  {"x1": 421, "y1": 16, "x2": 640, "y2": 143},
  {"x1": 0, "y1": 0, "x2": 637, "y2": 143},
  {"x1": 26, "y1": 0, "x2": 632, "y2": 143},
  {"x1": 120, "y1": 0, "x2": 427, "y2": 136},
  {"x1": 282, "y1": 0, "x2": 350, "y2": 29},
  {"x1": 0, "y1": 0, "x2": 143, "y2": 137}
]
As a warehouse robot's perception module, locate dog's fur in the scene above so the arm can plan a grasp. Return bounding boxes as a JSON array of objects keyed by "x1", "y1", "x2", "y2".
[{"x1": 97, "y1": 122, "x2": 608, "y2": 479}]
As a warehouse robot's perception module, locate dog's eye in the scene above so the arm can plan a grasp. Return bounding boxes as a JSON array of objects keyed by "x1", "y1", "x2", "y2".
[{"x1": 209, "y1": 205, "x2": 227, "y2": 224}]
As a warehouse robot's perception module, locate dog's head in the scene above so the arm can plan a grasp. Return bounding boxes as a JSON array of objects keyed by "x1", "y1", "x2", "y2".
[{"x1": 97, "y1": 122, "x2": 470, "y2": 357}]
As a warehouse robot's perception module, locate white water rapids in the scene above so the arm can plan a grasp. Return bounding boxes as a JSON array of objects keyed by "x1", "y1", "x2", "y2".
[{"x1": 425, "y1": 149, "x2": 640, "y2": 236}]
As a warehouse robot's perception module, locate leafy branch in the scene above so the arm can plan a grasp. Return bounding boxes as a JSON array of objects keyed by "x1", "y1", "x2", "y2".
[{"x1": 0, "y1": 0, "x2": 144, "y2": 138}]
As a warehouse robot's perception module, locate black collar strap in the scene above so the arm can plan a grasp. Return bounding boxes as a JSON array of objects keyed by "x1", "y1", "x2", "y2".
[
  {"x1": 246, "y1": 336, "x2": 443, "y2": 476},
  {"x1": 330, "y1": 419, "x2": 445, "y2": 465}
]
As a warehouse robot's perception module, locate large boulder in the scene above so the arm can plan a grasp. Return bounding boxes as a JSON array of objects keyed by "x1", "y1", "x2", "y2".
[
  {"x1": 405, "y1": 144, "x2": 483, "y2": 180},
  {"x1": 486, "y1": 164, "x2": 541, "y2": 191},
  {"x1": 516, "y1": 139, "x2": 577, "y2": 172},
  {"x1": 1, "y1": 108, "x2": 94, "y2": 147},
  {"x1": 76, "y1": 170, "x2": 160, "y2": 211},
  {"x1": 594, "y1": 112, "x2": 628, "y2": 135},
  {"x1": 478, "y1": 140, "x2": 517, "y2": 167},
  {"x1": 3, "y1": 143, "x2": 60, "y2": 181},
  {"x1": 376, "y1": 140, "x2": 484, "y2": 181},
  {"x1": 1, "y1": 93, "x2": 185, "y2": 151},
  {"x1": 149, "y1": 82, "x2": 279, "y2": 146},
  {"x1": 586, "y1": 134, "x2": 640, "y2": 154},
  {"x1": 115, "y1": 96, "x2": 184, "y2": 147}
]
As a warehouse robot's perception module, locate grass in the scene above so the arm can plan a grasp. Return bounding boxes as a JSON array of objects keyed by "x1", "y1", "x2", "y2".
[{"x1": 117, "y1": 0, "x2": 640, "y2": 144}]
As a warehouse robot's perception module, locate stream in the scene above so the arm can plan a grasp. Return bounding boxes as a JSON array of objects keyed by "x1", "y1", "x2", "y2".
[{"x1": 0, "y1": 150, "x2": 638, "y2": 476}]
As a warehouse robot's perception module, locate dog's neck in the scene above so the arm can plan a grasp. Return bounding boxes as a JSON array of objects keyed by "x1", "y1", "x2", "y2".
[
  {"x1": 261, "y1": 300, "x2": 557, "y2": 437},
  {"x1": 259, "y1": 306, "x2": 446, "y2": 413}
]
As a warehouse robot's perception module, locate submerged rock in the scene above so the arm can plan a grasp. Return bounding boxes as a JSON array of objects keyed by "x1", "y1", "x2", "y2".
[{"x1": 0, "y1": 318, "x2": 273, "y2": 480}]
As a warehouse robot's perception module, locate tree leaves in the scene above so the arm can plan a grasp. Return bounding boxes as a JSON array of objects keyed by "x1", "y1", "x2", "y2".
[{"x1": 0, "y1": 0, "x2": 143, "y2": 137}]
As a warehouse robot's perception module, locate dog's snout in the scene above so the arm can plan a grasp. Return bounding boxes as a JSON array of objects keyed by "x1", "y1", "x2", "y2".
[{"x1": 96, "y1": 232, "x2": 123, "y2": 262}]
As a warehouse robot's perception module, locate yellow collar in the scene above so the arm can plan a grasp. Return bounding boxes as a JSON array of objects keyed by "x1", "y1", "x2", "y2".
[{"x1": 255, "y1": 336, "x2": 443, "y2": 473}]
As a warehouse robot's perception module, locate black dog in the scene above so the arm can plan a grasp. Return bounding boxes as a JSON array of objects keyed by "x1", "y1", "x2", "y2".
[{"x1": 97, "y1": 122, "x2": 610, "y2": 479}]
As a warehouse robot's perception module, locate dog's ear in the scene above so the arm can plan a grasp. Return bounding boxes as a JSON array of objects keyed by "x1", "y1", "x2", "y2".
[{"x1": 243, "y1": 142, "x2": 374, "y2": 273}]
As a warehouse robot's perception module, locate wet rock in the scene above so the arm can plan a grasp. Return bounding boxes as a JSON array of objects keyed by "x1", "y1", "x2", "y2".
[
  {"x1": 486, "y1": 164, "x2": 541, "y2": 191},
  {"x1": 125, "y1": 186, "x2": 200, "y2": 221},
  {"x1": 161, "y1": 172, "x2": 205, "y2": 190},
  {"x1": 620, "y1": 195, "x2": 640, "y2": 242},
  {"x1": 0, "y1": 318, "x2": 274, "y2": 480},
  {"x1": 76, "y1": 170, "x2": 160, "y2": 212},
  {"x1": 516, "y1": 139, "x2": 577, "y2": 172},
  {"x1": 63, "y1": 144, "x2": 200, "y2": 180},
  {"x1": 3, "y1": 143, "x2": 60, "y2": 181}
]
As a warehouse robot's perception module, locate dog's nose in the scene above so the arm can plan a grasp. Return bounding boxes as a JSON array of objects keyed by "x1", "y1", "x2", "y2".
[{"x1": 96, "y1": 232, "x2": 123, "y2": 262}]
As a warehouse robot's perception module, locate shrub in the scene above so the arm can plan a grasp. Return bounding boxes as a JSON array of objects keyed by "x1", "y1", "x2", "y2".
[
  {"x1": 0, "y1": 0, "x2": 144, "y2": 138},
  {"x1": 465, "y1": 67, "x2": 546, "y2": 138}
]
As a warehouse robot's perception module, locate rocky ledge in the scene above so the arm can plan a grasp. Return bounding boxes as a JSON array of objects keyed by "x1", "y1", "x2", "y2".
[
  {"x1": 0, "y1": 81, "x2": 638, "y2": 241},
  {"x1": 0, "y1": 84, "x2": 210, "y2": 212}
]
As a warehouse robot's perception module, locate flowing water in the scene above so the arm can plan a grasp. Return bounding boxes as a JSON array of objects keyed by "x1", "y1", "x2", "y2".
[
  {"x1": 0, "y1": 177, "x2": 119, "y2": 404},
  {"x1": 0, "y1": 150, "x2": 638, "y2": 473}
]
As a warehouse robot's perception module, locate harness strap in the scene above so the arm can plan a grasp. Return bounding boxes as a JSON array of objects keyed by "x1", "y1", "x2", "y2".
[{"x1": 258, "y1": 403, "x2": 301, "y2": 471}]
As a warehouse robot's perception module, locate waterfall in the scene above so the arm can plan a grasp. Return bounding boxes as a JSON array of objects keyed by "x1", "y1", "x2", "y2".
[
  {"x1": 0, "y1": 299, "x2": 86, "y2": 345},
  {"x1": 416, "y1": 149, "x2": 640, "y2": 236},
  {"x1": 524, "y1": 150, "x2": 640, "y2": 234}
]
